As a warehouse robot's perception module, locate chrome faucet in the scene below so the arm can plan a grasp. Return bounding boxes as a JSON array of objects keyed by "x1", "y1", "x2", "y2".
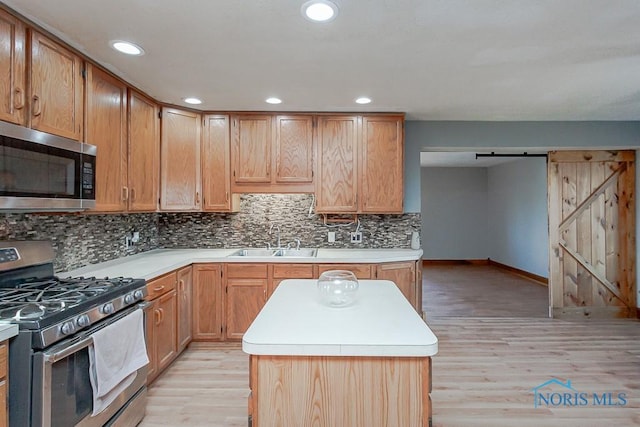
[{"x1": 269, "y1": 223, "x2": 281, "y2": 249}]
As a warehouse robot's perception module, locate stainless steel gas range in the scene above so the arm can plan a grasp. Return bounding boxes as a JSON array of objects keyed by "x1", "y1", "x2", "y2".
[{"x1": 0, "y1": 241, "x2": 148, "y2": 427}]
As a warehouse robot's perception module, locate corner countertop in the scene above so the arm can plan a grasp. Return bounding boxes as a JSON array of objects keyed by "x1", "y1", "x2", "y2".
[
  {"x1": 61, "y1": 248, "x2": 423, "y2": 281},
  {"x1": 242, "y1": 279, "x2": 438, "y2": 357},
  {"x1": 0, "y1": 323, "x2": 19, "y2": 342}
]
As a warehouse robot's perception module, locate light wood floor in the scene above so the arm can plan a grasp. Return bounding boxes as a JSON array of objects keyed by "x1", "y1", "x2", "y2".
[{"x1": 141, "y1": 266, "x2": 640, "y2": 426}]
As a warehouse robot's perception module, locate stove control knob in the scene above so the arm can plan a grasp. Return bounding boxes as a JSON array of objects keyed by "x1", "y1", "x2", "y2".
[
  {"x1": 124, "y1": 293, "x2": 135, "y2": 305},
  {"x1": 76, "y1": 314, "x2": 91, "y2": 328},
  {"x1": 133, "y1": 290, "x2": 144, "y2": 301},
  {"x1": 100, "y1": 302, "x2": 115, "y2": 315},
  {"x1": 60, "y1": 321, "x2": 76, "y2": 336}
]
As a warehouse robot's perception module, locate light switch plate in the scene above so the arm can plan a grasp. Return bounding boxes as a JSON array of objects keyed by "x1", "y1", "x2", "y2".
[{"x1": 328, "y1": 231, "x2": 336, "y2": 243}]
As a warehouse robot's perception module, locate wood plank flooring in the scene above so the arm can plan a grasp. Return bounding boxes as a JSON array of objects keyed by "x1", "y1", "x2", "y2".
[{"x1": 141, "y1": 265, "x2": 640, "y2": 426}]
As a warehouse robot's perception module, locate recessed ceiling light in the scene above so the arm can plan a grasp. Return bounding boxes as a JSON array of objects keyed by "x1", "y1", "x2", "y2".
[
  {"x1": 355, "y1": 97, "x2": 372, "y2": 104},
  {"x1": 183, "y1": 97, "x2": 202, "y2": 105},
  {"x1": 265, "y1": 97, "x2": 282, "y2": 104},
  {"x1": 110, "y1": 40, "x2": 144, "y2": 56},
  {"x1": 301, "y1": 0, "x2": 338, "y2": 22}
]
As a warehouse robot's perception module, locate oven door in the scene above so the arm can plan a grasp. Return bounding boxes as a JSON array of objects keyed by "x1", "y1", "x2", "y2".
[{"x1": 31, "y1": 305, "x2": 148, "y2": 427}]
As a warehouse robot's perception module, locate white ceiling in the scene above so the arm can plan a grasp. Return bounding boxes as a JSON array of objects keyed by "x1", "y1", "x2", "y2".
[{"x1": 3, "y1": 0, "x2": 640, "y2": 121}]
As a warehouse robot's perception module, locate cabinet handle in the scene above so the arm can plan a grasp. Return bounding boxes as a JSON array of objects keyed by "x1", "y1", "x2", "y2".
[
  {"x1": 153, "y1": 285, "x2": 165, "y2": 293},
  {"x1": 32, "y1": 95, "x2": 41, "y2": 116},
  {"x1": 14, "y1": 88, "x2": 24, "y2": 110},
  {"x1": 122, "y1": 186, "x2": 129, "y2": 201},
  {"x1": 154, "y1": 309, "x2": 161, "y2": 326},
  {"x1": 159, "y1": 308, "x2": 164, "y2": 322},
  {"x1": 195, "y1": 192, "x2": 200, "y2": 204},
  {"x1": 179, "y1": 279, "x2": 184, "y2": 291},
  {"x1": 225, "y1": 192, "x2": 229, "y2": 202},
  {"x1": 130, "y1": 188, "x2": 136, "y2": 201}
]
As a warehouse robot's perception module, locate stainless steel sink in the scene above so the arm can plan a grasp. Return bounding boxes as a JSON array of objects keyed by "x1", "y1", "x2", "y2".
[
  {"x1": 275, "y1": 248, "x2": 317, "y2": 257},
  {"x1": 228, "y1": 248, "x2": 317, "y2": 257},
  {"x1": 229, "y1": 248, "x2": 278, "y2": 257}
]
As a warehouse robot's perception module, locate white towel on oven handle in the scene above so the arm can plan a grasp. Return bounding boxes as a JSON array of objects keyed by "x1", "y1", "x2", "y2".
[{"x1": 88, "y1": 308, "x2": 149, "y2": 416}]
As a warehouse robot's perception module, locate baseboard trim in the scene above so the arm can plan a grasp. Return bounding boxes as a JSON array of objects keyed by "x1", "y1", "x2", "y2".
[
  {"x1": 488, "y1": 260, "x2": 548, "y2": 286},
  {"x1": 422, "y1": 258, "x2": 548, "y2": 286}
]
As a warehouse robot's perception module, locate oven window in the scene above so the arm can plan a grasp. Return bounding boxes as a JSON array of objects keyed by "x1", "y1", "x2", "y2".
[
  {"x1": 50, "y1": 347, "x2": 92, "y2": 427},
  {"x1": 0, "y1": 137, "x2": 81, "y2": 198}
]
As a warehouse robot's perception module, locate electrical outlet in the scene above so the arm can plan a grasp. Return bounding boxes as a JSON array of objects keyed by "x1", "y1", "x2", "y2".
[
  {"x1": 328, "y1": 231, "x2": 336, "y2": 243},
  {"x1": 125, "y1": 235, "x2": 132, "y2": 248},
  {"x1": 350, "y1": 231, "x2": 362, "y2": 243}
]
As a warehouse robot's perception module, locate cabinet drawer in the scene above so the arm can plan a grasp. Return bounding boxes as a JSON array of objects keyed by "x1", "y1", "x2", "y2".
[
  {"x1": 0, "y1": 342, "x2": 6, "y2": 378},
  {"x1": 146, "y1": 272, "x2": 177, "y2": 300},
  {"x1": 272, "y1": 264, "x2": 314, "y2": 279},
  {"x1": 316, "y1": 264, "x2": 372, "y2": 279},
  {"x1": 227, "y1": 264, "x2": 268, "y2": 278}
]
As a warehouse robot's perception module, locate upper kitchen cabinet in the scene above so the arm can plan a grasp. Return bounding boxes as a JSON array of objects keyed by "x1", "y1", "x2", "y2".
[
  {"x1": 0, "y1": 9, "x2": 26, "y2": 125},
  {"x1": 85, "y1": 64, "x2": 127, "y2": 211},
  {"x1": 231, "y1": 113, "x2": 314, "y2": 193},
  {"x1": 202, "y1": 114, "x2": 239, "y2": 212},
  {"x1": 274, "y1": 115, "x2": 314, "y2": 184},
  {"x1": 128, "y1": 90, "x2": 160, "y2": 211},
  {"x1": 29, "y1": 30, "x2": 84, "y2": 140},
  {"x1": 315, "y1": 115, "x2": 359, "y2": 213},
  {"x1": 160, "y1": 107, "x2": 202, "y2": 211},
  {"x1": 316, "y1": 114, "x2": 405, "y2": 214},
  {"x1": 360, "y1": 115, "x2": 404, "y2": 213}
]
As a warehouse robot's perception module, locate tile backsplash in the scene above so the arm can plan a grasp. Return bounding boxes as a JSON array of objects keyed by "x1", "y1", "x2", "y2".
[{"x1": 0, "y1": 195, "x2": 420, "y2": 272}]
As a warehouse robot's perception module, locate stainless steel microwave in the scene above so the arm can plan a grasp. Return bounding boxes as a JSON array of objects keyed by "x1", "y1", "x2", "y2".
[{"x1": 0, "y1": 120, "x2": 96, "y2": 211}]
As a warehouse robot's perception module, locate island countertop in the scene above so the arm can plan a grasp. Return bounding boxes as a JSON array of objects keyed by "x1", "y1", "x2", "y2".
[{"x1": 242, "y1": 279, "x2": 438, "y2": 357}]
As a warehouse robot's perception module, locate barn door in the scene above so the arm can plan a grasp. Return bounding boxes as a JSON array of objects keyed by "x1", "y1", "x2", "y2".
[{"x1": 548, "y1": 150, "x2": 636, "y2": 318}]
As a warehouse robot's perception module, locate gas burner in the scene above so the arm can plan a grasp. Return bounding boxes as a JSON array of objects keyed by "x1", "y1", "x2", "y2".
[{"x1": 14, "y1": 303, "x2": 45, "y2": 320}]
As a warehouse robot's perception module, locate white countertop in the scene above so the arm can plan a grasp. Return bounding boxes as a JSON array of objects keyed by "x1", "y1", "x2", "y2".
[
  {"x1": 242, "y1": 279, "x2": 438, "y2": 357},
  {"x1": 0, "y1": 323, "x2": 19, "y2": 342},
  {"x1": 61, "y1": 248, "x2": 423, "y2": 280}
]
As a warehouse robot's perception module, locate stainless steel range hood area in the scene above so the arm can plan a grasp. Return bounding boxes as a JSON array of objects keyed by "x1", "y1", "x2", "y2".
[{"x1": 0, "y1": 121, "x2": 97, "y2": 212}]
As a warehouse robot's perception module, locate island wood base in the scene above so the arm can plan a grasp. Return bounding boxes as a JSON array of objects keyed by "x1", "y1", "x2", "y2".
[{"x1": 248, "y1": 354, "x2": 432, "y2": 427}]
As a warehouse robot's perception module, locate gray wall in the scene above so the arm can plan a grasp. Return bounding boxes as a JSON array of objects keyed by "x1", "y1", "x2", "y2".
[
  {"x1": 421, "y1": 168, "x2": 488, "y2": 259},
  {"x1": 487, "y1": 158, "x2": 549, "y2": 278}
]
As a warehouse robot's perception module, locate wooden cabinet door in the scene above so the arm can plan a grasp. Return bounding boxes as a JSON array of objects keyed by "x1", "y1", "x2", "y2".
[
  {"x1": 225, "y1": 278, "x2": 267, "y2": 340},
  {"x1": 316, "y1": 263, "x2": 372, "y2": 279},
  {"x1": 269, "y1": 263, "x2": 314, "y2": 297},
  {"x1": 177, "y1": 266, "x2": 193, "y2": 352},
  {"x1": 144, "y1": 299, "x2": 158, "y2": 383},
  {"x1": 128, "y1": 90, "x2": 159, "y2": 211},
  {"x1": 85, "y1": 64, "x2": 127, "y2": 211},
  {"x1": 315, "y1": 115, "x2": 359, "y2": 213},
  {"x1": 156, "y1": 289, "x2": 178, "y2": 372},
  {"x1": 192, "y1": 264, "x2": 224, "y2": 341},
  {"x1": 275, "y1": 115, "x2": 314, "y2": 184},
  {"x1": 29, "y1": 30, "x2": 83, "y2": 140},
  {"x1": 160, "y1": 107, "x2": 201, "y2": 210},
  {"x1": 0, "y1": 9, "x2": 26, "y2": 125},
  {"x1": 231, "y1": 114, "x2": 272, "y2": 184},
  {"x1": 360, "y1": 115, "x2": 404, "y2": 213},
  {"x1": 376, "y1": 261, "x2": 417, "y2": 309},
  {"x1": 202, "y1": 114, "x2": 235, "y2": 211}
]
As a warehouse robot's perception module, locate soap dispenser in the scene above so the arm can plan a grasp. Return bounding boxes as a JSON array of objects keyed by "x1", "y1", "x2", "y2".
[{"x1": 410, "y1": 231, "x2": 420, "y2": 249}]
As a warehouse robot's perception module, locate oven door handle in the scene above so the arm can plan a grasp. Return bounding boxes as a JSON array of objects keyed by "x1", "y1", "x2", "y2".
[
  {"x1": 43, "y1": 304, "x2": 147, "y2": 363},
  {"x1": 44, "y1": 335, "x2": 94, "y2": 363}
]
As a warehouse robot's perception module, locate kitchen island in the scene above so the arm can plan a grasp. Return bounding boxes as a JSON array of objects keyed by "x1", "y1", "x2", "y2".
[{"x1": 243, "y1": 279, "x2": 438, "y2": 427}]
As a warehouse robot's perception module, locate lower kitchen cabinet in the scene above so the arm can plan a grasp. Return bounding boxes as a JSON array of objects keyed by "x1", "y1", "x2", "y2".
[
  {"x1": 269, "y1": 263, "x2": 314, "y2": 297},
  {"x1": 177, "y1": 266, "x2": 193, "y2": 352},
  {"x1": 192, "y1": 264, "x2": 224, "y2": 341},
  {"x1": 225, "y1": 264, "x2": 268, "y2": 340},
  {"x1": 144, "y1": 272, "x2": 178, "y2": 384},
  {"x1": 375, "y1": 261, "x2": 417, "y2": 309}
]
